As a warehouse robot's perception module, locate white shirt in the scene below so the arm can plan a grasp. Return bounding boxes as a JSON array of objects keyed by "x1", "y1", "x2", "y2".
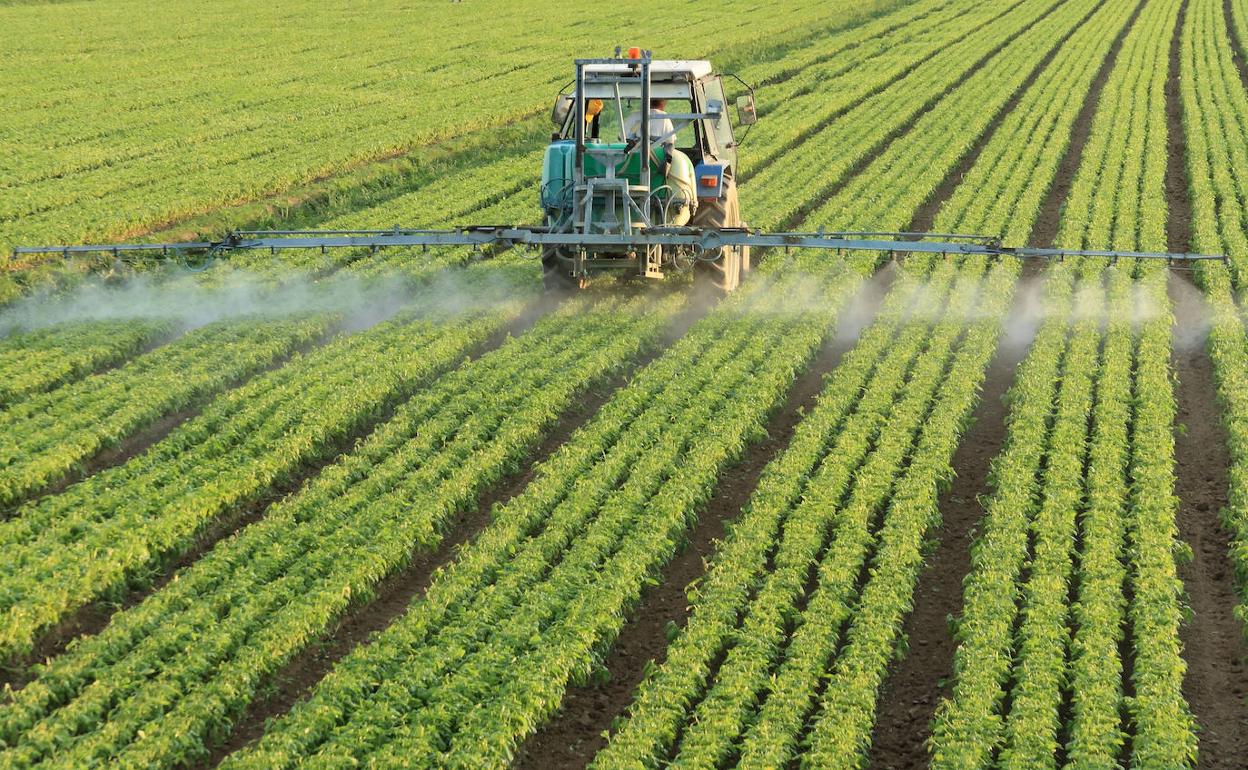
[{"x1": 623, "y1": 108, "x2": 675, "y2": 147}]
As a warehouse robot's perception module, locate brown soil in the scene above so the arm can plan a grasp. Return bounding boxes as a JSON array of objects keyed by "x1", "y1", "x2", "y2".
[
  {"x1": 510, "y1": 274, "x2": 891, "y2": 770},
  {"x1": 1224, "y1": 0, "x2": 1248, "y2": 92},
  {"x1": 1169, "y1": 271, "x2": 1248, "y2": 769},
  {"x1": 1029, "y1": 0, "x2": 1149, "y2": 249},
  {"x1": 864, "y1": 260, "x2": 1041, "y2": 770}
]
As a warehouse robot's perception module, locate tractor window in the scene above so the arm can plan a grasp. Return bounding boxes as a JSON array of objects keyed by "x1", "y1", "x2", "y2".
[
  {"x1": 702, "y1": 77, "x2": 736, "y2": 166},
  {"x1": 593, "y1": 98, "x2": 696, "y2": 151}
]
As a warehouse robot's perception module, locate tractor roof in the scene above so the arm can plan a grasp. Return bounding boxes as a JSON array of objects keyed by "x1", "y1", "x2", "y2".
[{"x1": 583, "y1": 60, "x2": 713, "y2": 80}]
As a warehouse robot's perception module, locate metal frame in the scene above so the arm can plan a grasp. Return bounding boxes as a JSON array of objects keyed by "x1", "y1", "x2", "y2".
[{"x1": 11, "y1": 226, "x2": 1225, "y2": 265}]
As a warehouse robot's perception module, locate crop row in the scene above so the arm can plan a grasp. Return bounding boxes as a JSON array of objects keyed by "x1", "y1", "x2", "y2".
[
  {"x1": 589, "y1": 265, "x2": 946, "y2": 768},
  {"x1": 933, "y1": 0, "x2": 1197, "y2": 763},
  {"x1": 738, "y1": 0, "x2": 1018, "y2": 179},
  {"x1": 0, "y1": 315, "x2": 331, "y2": 509},
  {"x1": 745, "y1": 0, "x2": 1078, "y2": 231},
  {"x1": 209, "y1": 259, "x2": 859, "y2": 769},
  {"x1": 0, "y1": 270, "x2": 531, "y2": 660},
  {"x1": 0, "y1": 293, "x2": 679, "y2": 769},
  {"x1": 0, "y1": 320, "x2": 169, "y2": 407},
  {"x1": 1183, "y1": 0, "x2": 1248, "y2": 657}
]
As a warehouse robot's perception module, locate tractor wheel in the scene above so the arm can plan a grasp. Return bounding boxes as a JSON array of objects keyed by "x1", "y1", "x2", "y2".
[
  {"x1": 542, "y1": 247, "x2": 584, "y2": 293},
  {"x1": 691, "y1": 176, "x2": 744, "y2": 294}
]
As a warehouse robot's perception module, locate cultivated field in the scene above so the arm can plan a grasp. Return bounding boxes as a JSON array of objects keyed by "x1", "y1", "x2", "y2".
[{"x1": 2, "y1": 0, "x2": 1248, "y2": 768}]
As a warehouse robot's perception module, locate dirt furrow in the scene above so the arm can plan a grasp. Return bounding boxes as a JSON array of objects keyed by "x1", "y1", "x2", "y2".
[{"x1": 1169, "y1": 272, "x2": 1248, "y2": 769}]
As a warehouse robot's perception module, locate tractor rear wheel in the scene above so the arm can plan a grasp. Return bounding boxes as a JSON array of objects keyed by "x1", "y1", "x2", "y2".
[
  {"x1": 542, "y1": 247, "x2": 584, "y2": 293},
  {"x1": 691, "y1": 176, "x2": 744, "y2": 294}
]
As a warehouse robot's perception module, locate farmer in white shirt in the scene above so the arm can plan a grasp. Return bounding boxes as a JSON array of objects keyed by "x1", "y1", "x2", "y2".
[{"x1": 624, "y1": 99, "x2": 676, "y2": 172}]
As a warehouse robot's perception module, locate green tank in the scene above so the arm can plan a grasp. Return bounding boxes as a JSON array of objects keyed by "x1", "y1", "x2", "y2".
[{"x1": 541, "y1": 140, "x2": 695, "y2": 224}]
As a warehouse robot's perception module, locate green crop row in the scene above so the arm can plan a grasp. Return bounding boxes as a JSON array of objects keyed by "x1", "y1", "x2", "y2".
[
  {"x1": 798, "y1": 262, "x2": 1014, "y2": 770},
  {"x1": 0, "y1": 316, "x2": 331, "y2": 508},
  {"x1": 0, "y1": 271, "x2": 530, "y2": 661},
  {"x1": 1180, "y1": 0, "x2": 1248, "y2": 287},
  {"x1": 602, "y1": 260, "x2": 967, "y2": 770},
  {"x1": 0, "y1": 292, "x2": 678, "y2": 769},
  {"x1": 216, "y1": 267, "x2": 860, "y2": 769},
  {"x1": 738, "y1": 0, "x2": 1014, "y2": 180},
  {"x1": 0, "y1": 320, "x2": 171, "y2": 407},
  {"x1": 587, "y1": 268, "x2": 938, "y2": 769},
  {"x1": 1127, "y1": 265, "x2": 1199, "y2": 767},
  {"x1": 710, "y1": 263, "x2": 988, "y2": 770},
  {"x1": 1184, "y1": 0, "x2": 1248, "y2": 676},
  {"x1": 805, "y1": 0, "x2": 1125, "y2": 237},
  {"x1": 745, "y1": 0, "x2": 1078, "y2": 232},
  {"x1": 988, "y1": 268, "x2": 1099, "y2": 770},
  {"x1": 1062, "y1": 265, "x2": 1133, "y2": 765},
  {"x1": 927, "y1": 271, "x2": 1073, "y2": 767}
]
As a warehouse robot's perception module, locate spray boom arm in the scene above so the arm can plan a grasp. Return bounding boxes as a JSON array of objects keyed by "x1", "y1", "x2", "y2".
[{"x1": 10, "y1": 226, "x2": 1225, "y2": 266}]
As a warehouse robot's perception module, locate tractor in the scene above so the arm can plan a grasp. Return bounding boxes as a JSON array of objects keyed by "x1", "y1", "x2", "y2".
[{"x1": 540, "y1": 49, "x2": 757, "y2": 293}]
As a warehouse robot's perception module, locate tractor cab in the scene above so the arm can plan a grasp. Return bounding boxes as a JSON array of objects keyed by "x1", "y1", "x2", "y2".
[{"x1": 540, "y1": 51, "x2": 757, "y2": 293}]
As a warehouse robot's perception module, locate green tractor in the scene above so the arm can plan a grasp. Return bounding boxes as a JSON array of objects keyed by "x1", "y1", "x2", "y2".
[{"x1": 540, "y1": 49, "x2": 758, "y2": 293}]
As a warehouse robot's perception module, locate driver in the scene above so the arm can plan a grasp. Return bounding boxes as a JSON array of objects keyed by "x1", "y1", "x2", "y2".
[{"x1": 624, "y1": 98, "x2": 676, "y2": 168}]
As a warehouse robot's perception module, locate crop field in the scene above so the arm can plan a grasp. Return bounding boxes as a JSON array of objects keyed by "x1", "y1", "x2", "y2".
[{"x1": 4, "y1": 0, "x2": 1248, "y2": 767}]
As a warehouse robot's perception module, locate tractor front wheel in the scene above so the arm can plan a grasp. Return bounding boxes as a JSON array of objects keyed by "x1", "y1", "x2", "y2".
[{"x1": 691, "y1": 176, "x2": 745, "y2": 294}]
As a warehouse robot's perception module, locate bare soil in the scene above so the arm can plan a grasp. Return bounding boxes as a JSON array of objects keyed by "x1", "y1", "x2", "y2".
[
  {"x1": 510, "y1": 275, "x2": 890, "y2": 770},
  {"x1": 1169, "y1": 272, "x2": 1248, "y2": 769}
]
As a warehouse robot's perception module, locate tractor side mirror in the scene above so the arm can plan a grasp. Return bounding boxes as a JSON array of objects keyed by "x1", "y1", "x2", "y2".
[
  {"x1": 735, "y1": 94, "x2": 757, "y2": 126},
  {"x1": 551, "y1": 94, "x2": 574, "y2": 127}
]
